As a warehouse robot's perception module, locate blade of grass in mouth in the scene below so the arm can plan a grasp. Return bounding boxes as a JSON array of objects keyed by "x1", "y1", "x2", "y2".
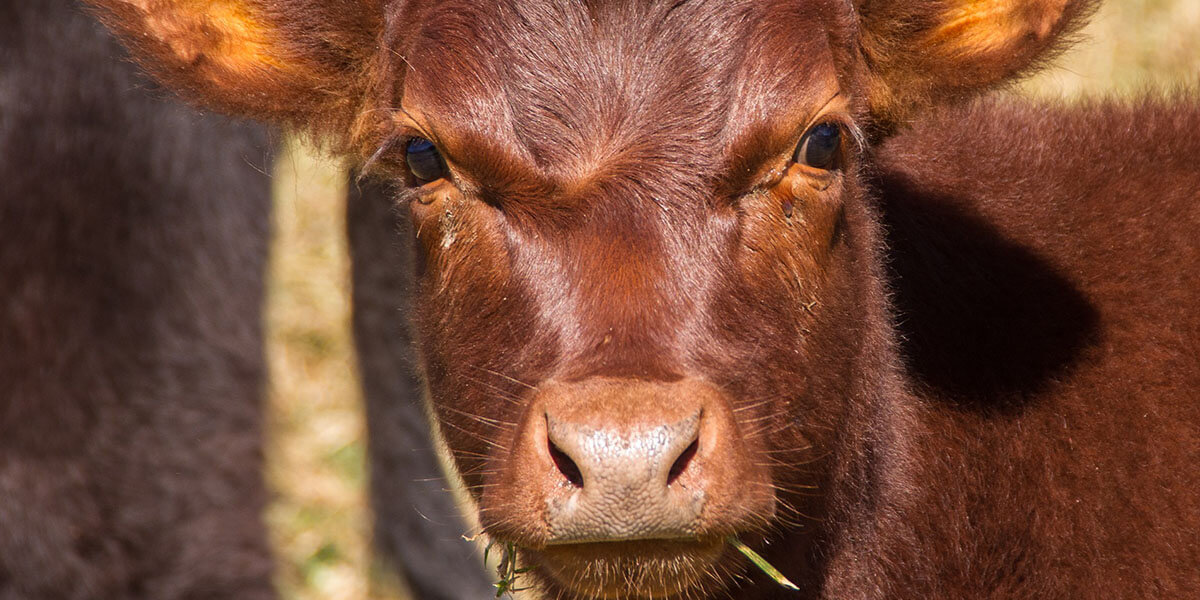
[{"x1": 728, "y1": 536, "x2": 800, "y2": 591}]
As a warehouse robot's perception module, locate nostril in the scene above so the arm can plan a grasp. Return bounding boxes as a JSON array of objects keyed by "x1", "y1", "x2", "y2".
[
  {"x1": 549, "y1": 439, "x2": 584, "y2": 488},
  {"x1": 667, "y1": 438, "x2": 699, "y2": 486}
]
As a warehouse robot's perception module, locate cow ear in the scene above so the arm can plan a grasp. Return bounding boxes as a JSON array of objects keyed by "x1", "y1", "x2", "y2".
[
  {"x1": 857, "y1": 0, "x2": 1096, "y2": 131},
  {"x1": 86, "y1": 0, "x2": 383, "y2": 133}
]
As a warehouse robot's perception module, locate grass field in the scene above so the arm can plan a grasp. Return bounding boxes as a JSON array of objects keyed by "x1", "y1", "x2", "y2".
[{"x1": 263, "y1": 3, "x2": 1199, "y2": 599}]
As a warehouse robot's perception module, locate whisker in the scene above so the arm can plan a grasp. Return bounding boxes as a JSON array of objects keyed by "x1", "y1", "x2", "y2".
[
  {"x1": 441, "y1": 404, "x2": 516, "y2": 428},
  {"x1": 456, "y1": 372, "x2": 525, "y2": 405},
  {"x1": 439, "y1": 417, "x2": 509, "y2": 451},
  {"x1": 469, "y1": 364, "x2": 539, "y2": 391}
]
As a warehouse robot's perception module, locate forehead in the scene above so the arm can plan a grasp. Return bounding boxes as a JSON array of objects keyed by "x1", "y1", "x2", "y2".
[{"x1": 398, "y1": 0, "x2": 842, "y2": 175}]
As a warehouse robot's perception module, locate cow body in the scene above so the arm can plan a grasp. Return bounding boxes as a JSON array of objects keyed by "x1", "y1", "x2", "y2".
[
  {"x1": 822, "y1": 97, "x2": 1200, "y2": 598},
  {"x1": 81, "y1": 0, "x2": 1200, "y2": 598},
  {"x1": 0, "y1": 1, "x2": 274, "y2": 596}
]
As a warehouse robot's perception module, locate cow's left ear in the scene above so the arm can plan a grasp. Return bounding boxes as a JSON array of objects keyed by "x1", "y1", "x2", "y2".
[
  {"x1": 857, "y1": 0, "x2": 1096, "y2": 132},
  {"x1": 86, "y1": 0, "x2": 383, "y2": 134}
]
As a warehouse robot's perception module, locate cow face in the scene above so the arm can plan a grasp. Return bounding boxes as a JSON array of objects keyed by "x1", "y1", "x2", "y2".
[{"x1": 389, "y1": 3, "x2": 872, "y2": 597}]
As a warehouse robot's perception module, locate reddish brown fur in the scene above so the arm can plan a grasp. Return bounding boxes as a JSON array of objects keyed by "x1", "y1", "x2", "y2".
[
  {"x1": 86, "y1": 0, "x2": 1199, "y2": 598},
  {"x1": 85, "y1": 0, "x2": 384, "y2": 136},
  {"x1": 866, "y1": 97, "x2": 1200, "y2": 597}
]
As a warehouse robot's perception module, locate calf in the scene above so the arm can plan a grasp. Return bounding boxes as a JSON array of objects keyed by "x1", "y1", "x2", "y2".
[{"x1": 87, "y1": 0, "x2": 1199, "y2": 598}]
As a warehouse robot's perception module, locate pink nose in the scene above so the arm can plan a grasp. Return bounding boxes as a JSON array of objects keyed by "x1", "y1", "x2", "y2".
[
  {"x1": 482, "y1": 378, "x2": 775, "y2": 545},
  {"x1": 544, "y1": 407, "x2": 704, "y2": 541}
]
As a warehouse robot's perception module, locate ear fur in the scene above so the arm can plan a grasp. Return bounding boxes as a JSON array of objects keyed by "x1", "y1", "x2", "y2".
[
  {"x1": 856, "y1": 0, "x2": 1097, "y2": 132},
  {"x1": 86, "y1": 0, "x2": 383, "y2": 135}
]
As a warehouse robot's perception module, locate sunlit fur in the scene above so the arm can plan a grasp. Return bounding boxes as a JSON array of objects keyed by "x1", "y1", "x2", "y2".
[{"x1": 87, "y1": 0, "x2": 383, "y2": 133}]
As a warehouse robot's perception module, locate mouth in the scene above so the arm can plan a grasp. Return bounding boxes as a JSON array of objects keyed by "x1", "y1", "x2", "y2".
[{"x1": 522, "y1": 537, "x2": 733, "y2": 600}]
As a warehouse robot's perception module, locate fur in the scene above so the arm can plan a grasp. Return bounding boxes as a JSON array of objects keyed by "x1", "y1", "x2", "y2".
[
  {"x1": 1, "y1": 0, "x2": 273, "y2": 597},
  {"x1": 2, "y1": 3, "x2": 492, "y2": 598}
]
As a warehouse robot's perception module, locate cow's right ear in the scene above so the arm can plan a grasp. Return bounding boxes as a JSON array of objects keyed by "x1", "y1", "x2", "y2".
[{"x1": 87, "y1": 0, "x2": 383, "y2": 133}]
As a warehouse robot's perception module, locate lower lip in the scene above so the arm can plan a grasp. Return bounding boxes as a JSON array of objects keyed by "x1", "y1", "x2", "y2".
[{"x1": 526, "y1": 537, "x2": 730, "y2": 599}]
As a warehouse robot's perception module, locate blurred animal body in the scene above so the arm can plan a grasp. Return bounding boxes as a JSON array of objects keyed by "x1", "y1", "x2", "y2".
[{"x1": 1, "y1": 0, "x2": 273, "y2": 596}]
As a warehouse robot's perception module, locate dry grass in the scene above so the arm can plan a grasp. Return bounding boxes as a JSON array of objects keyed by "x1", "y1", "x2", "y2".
[
  {"x1": 266, "y1": 144, "x2": 410, "y2": 600},
  {"x1": 263, "y1": 3, "x2": 1198, "y2": 599},
  {"x1": 1024, "y1": 0, "x2": 1199, "y2": 96}
]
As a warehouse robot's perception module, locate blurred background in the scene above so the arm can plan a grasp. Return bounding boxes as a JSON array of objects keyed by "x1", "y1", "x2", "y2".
[{"x1": 263, "y1": 2, "x2": 1200, "y2": 599}]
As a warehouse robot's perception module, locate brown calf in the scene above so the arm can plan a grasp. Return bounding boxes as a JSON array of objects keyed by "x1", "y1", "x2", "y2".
[{"x1": 87, "y1": 0, "x2": 1199, "y2": 598}]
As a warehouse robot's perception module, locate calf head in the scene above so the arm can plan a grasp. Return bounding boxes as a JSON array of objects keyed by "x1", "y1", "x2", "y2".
[{"x1": 89, "y1": 0, "x2": 1093, "y2": 597}]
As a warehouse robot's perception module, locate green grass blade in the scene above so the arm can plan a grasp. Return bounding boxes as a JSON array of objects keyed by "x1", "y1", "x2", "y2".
[{"x1": 728, "y1": 537, "x2": 800, "y2": 591}]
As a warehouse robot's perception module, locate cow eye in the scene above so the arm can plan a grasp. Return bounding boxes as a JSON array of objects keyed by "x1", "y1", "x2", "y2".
[
  {"x1": 405, "y1": 137, "x2": 446, "y2": 184},
  {"x1": 794, "y1": 122, "x2": 842, "y2": 170}
]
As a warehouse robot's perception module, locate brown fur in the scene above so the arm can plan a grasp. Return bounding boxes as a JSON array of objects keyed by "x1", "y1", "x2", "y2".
[
  {"x1": 863, "y1": 96, "x2": 1200, "y2": 597},
  {"x1": 84, "y1": 0, "x2": 1198, "y2": 598},
  {"x1": 1, "y1": 1, "x2": 273, "y2": 596},
  {"x1": 856, "y1": 0, "x2": 1099, "y2": 134},
  {"x1": 84, "y1": 0, "x2": 384, "y2": 137}
]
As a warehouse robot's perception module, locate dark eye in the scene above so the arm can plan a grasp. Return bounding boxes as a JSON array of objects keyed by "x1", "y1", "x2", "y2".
[
  {"x1": 794, "y1": 122, "x2": 842, "y2": 170},
  {"x1": 405, "y1": 137, "x2": 447, "y2": 184}
]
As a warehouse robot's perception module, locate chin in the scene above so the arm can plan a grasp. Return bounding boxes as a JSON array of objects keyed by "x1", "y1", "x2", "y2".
[{"x1": 523, "y1": 537, "x2": 737, "y2": 600}]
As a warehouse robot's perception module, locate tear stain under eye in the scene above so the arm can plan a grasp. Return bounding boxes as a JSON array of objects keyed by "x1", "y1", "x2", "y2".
[
  {"x1": 829, "y1": 204, "x2": 847, "y2": 250},
  {"x1": 440, "y1": 206, "x2": 457, "y2": 249}
]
